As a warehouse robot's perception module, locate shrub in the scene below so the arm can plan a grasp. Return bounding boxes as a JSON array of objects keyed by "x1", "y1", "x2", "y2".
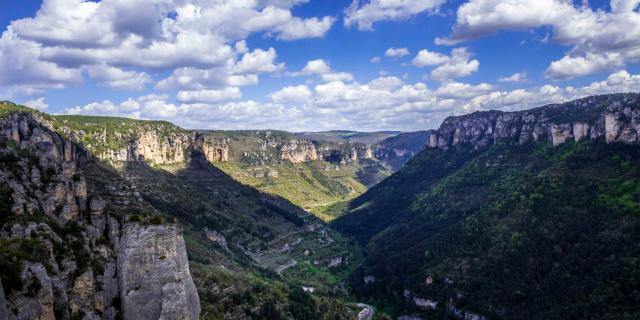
[{"x1": 149, "y1": 215, "x2": 163, "y2": 225}]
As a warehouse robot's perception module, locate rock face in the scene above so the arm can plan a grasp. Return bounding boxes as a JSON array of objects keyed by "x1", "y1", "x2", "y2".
[
  {"x1": 117, "y1": 223, "x2": 200, "y2": 320},
  {"x1": 0, "y1": 112, "x2": 88, "y2": 221},
  {"x1": 372, "y1": 131, "x2": 429, "y2": 170},
  {"x1": 0, "y1": 280, "x2": 8, "y2": 319},
  {"x1": 279, "y1": 139, "x2": 319, "y2": 163},
  {"x1": 94, "y1": 126, "x2": 228, "y2": 165},
  {"x1": 424, "y1": 94, "x2": 640, "y2": 150},
  {"x1": 0, "y1": 109, "x2": 201, "y2": 320},
  {"x1": 204, "y1": 227, "x2": 228, "y2": 251}
]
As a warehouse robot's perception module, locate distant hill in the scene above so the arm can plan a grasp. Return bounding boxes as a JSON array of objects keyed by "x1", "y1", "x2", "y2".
[{"x1": 296, "y1": 130, "x2": 401, "y2": 145}]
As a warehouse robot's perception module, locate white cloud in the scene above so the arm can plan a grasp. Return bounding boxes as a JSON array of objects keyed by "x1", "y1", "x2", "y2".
[
  {"x1": 86, "y1": 64, "x2": 151, "y2": 90},
  {"x1": 23, "y1": 97, "x2": 49, "y2": 111},
  {"x1": 177, "y1": 87, "x2": 242, "y2": 103},
  {"x1": 301, "y1": 59, "x2": 331, "y2": 74},
  {"x1": 499, "y1": 71, "x2": 528, "y2": 83},
  {"x1": 370, "y1": 56, "x2": 381, "y2": 63},
  {"x1": 344, "y1": 0, "x2": 446, "y2": 30},
  {"x1": 65, "y1": 100, "x2": 141, "y2": 118},
  {"x1": 439, "y1": 0, "x2": 640, "y2": 79},
  {"x1": 463, "y1": 70, "x2": 640, "y2": 112},
  {"x1": 63, "y1": 70, "x2": 640, "y2": 131},
  {"x1": 274, "y1": 16, "x2": 335, "y2": 40},
  {"x1": 233, "y1": 47, "x2": 285, "y2": 74},
  {"x1": 269, "y1": 85, "x2": 312, "y2": 102},
  {"x1": 367, "y1": 76, "x2": 404, "y2": 91},
  {"x1": 412, "y1": 48, "x2": 480, "y2": 82},
  {"x1": 435, "y1": 82, "x2": 494, "y2": 99},
  {"x1": 321, "y1": 72, "x2": 355, "y2": 82},
  {"x1": 545, "y1": 52, "x2": 623, "y2": 80},
  {"x1": 1, "y1": 0, "x2": 332, "y2": 97},
  {"x1": 385, "y1": 47, "x2": 410, "y2": 57},
  {"x1": 0, "y1": 29, "x2": 81, "y2": 93},
  {"x1": 412, "y1": 49, "x2": 450, "y2": 67},
  {"x1": 156, "y1": 67, "x2": 259, "y2": 91}
]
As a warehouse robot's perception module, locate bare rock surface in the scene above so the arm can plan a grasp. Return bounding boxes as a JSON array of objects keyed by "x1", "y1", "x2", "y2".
[{"x1": 117, "y1": 223, "x2": 200, "y2": 320}]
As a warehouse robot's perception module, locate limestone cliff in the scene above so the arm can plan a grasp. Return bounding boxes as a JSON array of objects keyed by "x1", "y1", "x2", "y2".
[
  {"x1": 97, "y1": 128, "x2": 228, "y2": 165},
  {"x1": 117, "y1": 223, "x2": 200, "y2": 320},
  {"x1": 0, "y1": 109, "x2": 201, "y2": 320},
  {"x1": 279, "y1": 139, "x2": 319, "y2": 163},
  {"x1": 424, "y1": 93, "x2": 640, "y2": 150},
  {"x1": 0, "y1": 112, "x2": 89, "y2": 222},
  {"x1": 372, "y1": 131, "x2": 429, "y2": 170}
]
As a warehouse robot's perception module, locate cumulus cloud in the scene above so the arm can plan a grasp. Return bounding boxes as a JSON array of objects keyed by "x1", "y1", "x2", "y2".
[
  {"x1": 385, "y1": 47, "x2": 410, "y2": 57},
  {"x1": 321, "y1": 72, "x2": 355, "y2": 82},
  {"x1": 463, "y1": 70, "x2": 640, "y2": 112},
  {"x1": 233, "y1": 47, "x2": 285, "y2": 74},
  {"x1": 269, "y1": 85, "x2": 313, "y2": 103},
  {"x1": 156, "y1": 67, "x2": 258, "y2": 91},
  {"x1": 370, "y1": 56, "x2": 381, "y2": 63},
  {"x1": 86, "y1": 64, "x2": 151, "y2": 90},
  {"x1": 301, "y1": 59, "x2": 332, "y2": 74},
  {"x1": 23, "y1": 97, "x2": 49, "y2": 111},
  {"x1": 0, "y1": 29, "x2": 81, "y2": 93},
  {"x1": 0, "y1": 0, "x2": 332, "y2": 99},
  {"x1": 412, "y1": 47, "x2": 480, "y2": 82},
  {"x1": 176, "y1": 87, "x2": 242, "y2": 103},
  {"x1": 412, "y1": 49, "x2": 450, "y2": 67},
  {"x1": 439, "y1": 0, "x2": 640, "y2": 79},
  {"x1": 499, "y1": 71, "x2": 528, "y2": 83},
  {"x1": 545, "y1": 53, "x2": 623, "y2": 80},
  {"x1": 292, "y1": 59, "x2": 355, "y2": 83},
  {"x1": 367, "y1": 76, "x2": 404, "y2": 91},
  {"x1": 434, "y1": 82, "x2": 494, "y2": 99},
  {"x1": 431, "y1": 49, "x2": 479, "y2": 82},
  {"x1": 344, "y1": 0, "x2": 446, "y2": 30},
  {"x1": 64, "y1": 70, "x2": 640, "y2": 131},
  {"x1": 273, "y1": 16, "x2": 335, "y2": 40}
]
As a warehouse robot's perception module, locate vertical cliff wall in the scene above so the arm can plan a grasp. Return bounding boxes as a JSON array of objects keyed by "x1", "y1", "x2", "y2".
[
  {"x1": 117, "y1": 223, "x2": 200, "y2": 320},
  {"x1": 0, "y1": 109, "x2": 201, "y2": 320}
]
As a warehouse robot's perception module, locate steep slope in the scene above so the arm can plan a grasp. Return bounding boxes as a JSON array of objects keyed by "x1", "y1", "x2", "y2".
[
  {"x1": 334, "y1": 93, "x2": 640, "y2": 319},
  {"x1": 372, "y1": 131, "x2": 430, "y2": 171},
  {"x1": 201, "y1": 129, "x2": 424, "y2": 221},
  {"x1": 0, "y1": 104, "x2": 200, "y2": 319},
  {"x1": 0, "y1": 102, "x2": 362, "y2": 320},
  {"x1": 50, "y1": 117, "x2": 426, "y2": 223}
]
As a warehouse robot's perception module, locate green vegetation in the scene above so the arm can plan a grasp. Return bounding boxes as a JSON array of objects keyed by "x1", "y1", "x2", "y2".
[
  {"x1": 213, "y1": 161, "x2": 367, "y2": 221},
  {"x1": 335, "y1": 139, "x2": 640, "y2": 319},
  {"x1": 0, "y1": 238, "x2": 50, "y2": 292},
  {"x1": 52, "y1": 114, "x2": 186, "y2": 157}
]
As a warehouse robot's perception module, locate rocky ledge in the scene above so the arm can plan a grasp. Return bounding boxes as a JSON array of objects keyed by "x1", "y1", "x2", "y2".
[{"x1": 424, "y1": 93, "x2": 640, "y2": 150}]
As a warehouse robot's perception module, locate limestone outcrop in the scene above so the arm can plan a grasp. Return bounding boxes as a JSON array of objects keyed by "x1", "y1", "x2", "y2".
[
  {"x1": 0, "y1": 110, "x2": 201, "y2": 320},
  {"x1": 0, "y1": 112, "x2": 88, "y2": 221},
  {"x1": 117, "y1": 223, "x2": 200, "y2": 320},
  {"x1": 96, "y1": 127, "x2": 228, "y2": 165},
  {"x1": 279, "y1": 139, "x2": 319, "y2": 163},
  {"x1": 424, "y1": 94, "x2": 640, "y2": 150}
]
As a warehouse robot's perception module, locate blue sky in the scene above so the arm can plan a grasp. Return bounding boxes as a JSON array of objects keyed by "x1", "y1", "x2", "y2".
[{"x1": 1, "y1": 0, "x2": 640, "y2": 131}]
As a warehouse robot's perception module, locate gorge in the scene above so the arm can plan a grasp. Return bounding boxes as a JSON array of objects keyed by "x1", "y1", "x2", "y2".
[{"x1": 2, "y1": 93, "x2": 640, "y2": 319}]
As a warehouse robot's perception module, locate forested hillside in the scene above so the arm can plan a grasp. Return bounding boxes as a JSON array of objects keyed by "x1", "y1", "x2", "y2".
[{"x1": 334, "y1": 93, "x2": 640, "y2": 319}]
